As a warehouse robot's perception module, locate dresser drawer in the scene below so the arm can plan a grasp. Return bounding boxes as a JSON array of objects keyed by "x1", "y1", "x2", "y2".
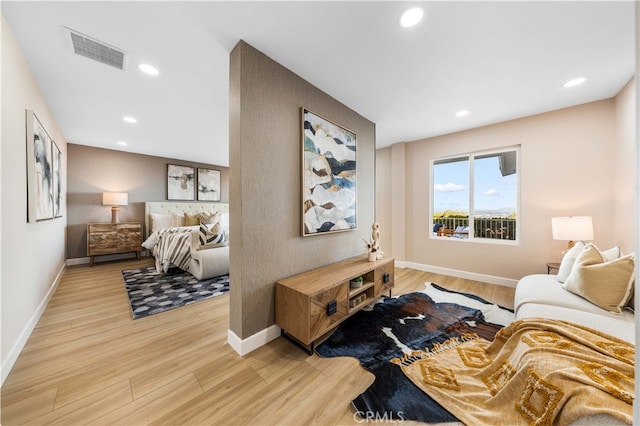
[
  {"x1": 117, "y1": 224, "x2": 142, "y2": 251},
  {"x1": 87, "y1": 222, "x2": 143, "y2": 265}
]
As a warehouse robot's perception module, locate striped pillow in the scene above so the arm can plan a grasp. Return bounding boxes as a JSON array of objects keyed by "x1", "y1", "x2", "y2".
[
  {"x1": 199, "y1": 222, "x2": 225, "y2": 246},
  {"x1": 199, "y1": 212, "x2": 220, "y2": 226}
]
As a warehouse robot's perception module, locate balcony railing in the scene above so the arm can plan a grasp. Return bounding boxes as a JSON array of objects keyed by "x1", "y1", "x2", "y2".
[{"x1": 433, "y1": 217, "x2": 516, "y2": 240}]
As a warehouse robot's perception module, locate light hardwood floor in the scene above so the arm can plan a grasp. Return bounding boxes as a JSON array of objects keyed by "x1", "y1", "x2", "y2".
[{"x1": 1, "y1": 259, "x2": 514, "y2": 425}]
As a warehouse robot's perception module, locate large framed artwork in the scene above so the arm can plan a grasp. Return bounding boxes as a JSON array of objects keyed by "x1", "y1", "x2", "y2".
[
  {"x1": 302, "y1": 108, "x2": 357, "y2": 236},
  {"x1": 197, "y1": 168, "x2": 221, "y2": 201},
  {"x1": 26, "y1": 110, "x2": 54, "y2": 222},
  {"x1": 52, "y1": 141, "x2": 63, "y2": 218},
  {"x1": 167, "y1": 164, "x2": 195, "y2": 200}
]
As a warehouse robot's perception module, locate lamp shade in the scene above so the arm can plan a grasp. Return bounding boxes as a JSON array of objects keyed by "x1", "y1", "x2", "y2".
[
  {"x1": 102, "y1": 192, "x2": 128, "y2": 206},
  {"x1": 551, "y1": 216, "x2": 594, "y2": 241}
]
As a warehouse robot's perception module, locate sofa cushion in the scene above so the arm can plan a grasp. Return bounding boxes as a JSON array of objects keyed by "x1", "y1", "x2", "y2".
[
  {"x1": 562, "y1": 244, "x2": 634, "y2": 313},
  {"x1": 515, "y1": 303, "x2": 634, "y2": 344},
  {"x1": 514, "y1": 274, "x2": 630, "y2": 320},
  {"x1": 556, "y1": 241, "x2": 585, "y2": 283}
]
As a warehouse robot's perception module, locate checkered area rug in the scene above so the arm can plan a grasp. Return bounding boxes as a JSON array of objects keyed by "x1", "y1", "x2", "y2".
[{"x1": 121, "y1": 266, "x2": 229, "y2": 319}]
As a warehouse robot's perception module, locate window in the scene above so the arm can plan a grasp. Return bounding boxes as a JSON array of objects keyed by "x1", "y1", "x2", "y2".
[{"x1": 431, "y1": 147, "x2": 519, "y2": 242}]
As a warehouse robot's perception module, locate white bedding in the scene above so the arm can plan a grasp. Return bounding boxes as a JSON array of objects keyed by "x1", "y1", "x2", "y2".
[
  {"x1": 150, "y1": 226, "x2": 196, "y2": 273},
  {"x1": 142, "y1": 225, "x2": 198, "y2": 250},
  {"x1": 143, "y1": 201, "x2": 230, "y2": 274}
]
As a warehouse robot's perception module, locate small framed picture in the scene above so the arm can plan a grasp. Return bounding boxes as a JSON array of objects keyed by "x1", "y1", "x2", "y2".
[{"x1": 167, "y1": 164, "x2": 195, "y2": 200}]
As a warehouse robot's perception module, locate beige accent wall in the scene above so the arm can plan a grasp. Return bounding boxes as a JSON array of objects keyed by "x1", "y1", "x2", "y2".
[
  {"x1": 375, "y1": 147, "x2": 392, "y2": 258},
  {"x1": 375, "y1": 143, "x2": 407, "y2": 261},
  {"x1": 229, "y1": 41, "x2": 376, "y2": 339},
  {"x1": 66, "y1": 144, "x2": 229, "y2": 260},
  {"x1": 379, "y1": 98, "x2": 634, "y2": 281},
  {"x1": 1, "y1": 15, "x2": 67, "y2": 382},
  {"x1": 612, "y1": 78, "x2": 637, "y2": 252}
]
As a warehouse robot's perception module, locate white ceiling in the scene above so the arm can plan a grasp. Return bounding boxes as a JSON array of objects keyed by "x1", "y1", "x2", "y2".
[{"x1": 3, "y1": 1, "x2": 635, "y2": 167}]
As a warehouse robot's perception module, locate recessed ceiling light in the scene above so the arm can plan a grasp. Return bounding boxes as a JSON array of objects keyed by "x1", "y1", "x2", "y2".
[
  {"x1": 563, "y1": 77, "x2": 586, "y2": 88},
  {"x1": 138, "y1": 63, "x2": 159, "y2": 76},
  {"x1": 455, "y1": 110, "x2": 469, "y2": 117},
  {"x1": 123, "y1": 116, "x2": 137, "y2": 124},
  {"x1": 399, "y1": 7, "x2": 424, "y2": 28},
  {"x1": 117, "y1": 141, "x2": 128, "y2": 146}
]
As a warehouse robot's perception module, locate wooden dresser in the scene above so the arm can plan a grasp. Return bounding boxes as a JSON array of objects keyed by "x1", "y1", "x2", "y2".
[
  {"x1": 275, "y1": 255, "x2": 394, "y2": 353},
  {"x1": 87, "y1": 222, "x2": 143, "y2": 266}
]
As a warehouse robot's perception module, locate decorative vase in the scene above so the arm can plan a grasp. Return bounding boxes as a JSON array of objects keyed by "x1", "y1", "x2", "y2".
[{"x1": 368, "y1": 251, "x2": 377, "y2": 262}]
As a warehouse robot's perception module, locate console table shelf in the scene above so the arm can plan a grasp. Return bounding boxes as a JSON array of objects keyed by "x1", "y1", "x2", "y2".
[{"x1": 275, "y1": 255, "x2": 394, "y2": 353}]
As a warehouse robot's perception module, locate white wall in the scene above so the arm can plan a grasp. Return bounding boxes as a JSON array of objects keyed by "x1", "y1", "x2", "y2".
[
  {"x1": 378, "y1": 94, "x2": 635, "y2": 283},
  {"x1": 1, "y1": 15, "x2": 67, "y2": 384},
  {"x1": 612, "y1": 78, "x2": 637, "y2": 252}
]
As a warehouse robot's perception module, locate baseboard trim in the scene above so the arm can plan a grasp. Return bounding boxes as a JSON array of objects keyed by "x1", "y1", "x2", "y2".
[
  {"x1": 394, "y1": 260, "x2": 408, "y2": 269},
  {"x1": 66, "y1": 252, "x2": 150, "y2": 267},
  {"x1": 227, "y1": 325, "x2": 281, "y2": 356},
  {"x1": 66, "y1": 257, "x2": 90, "y2": 266},
  {"x1": 403, "y1": 261, "x2": 518, "y2": 288},
  {"x1": 1, "y1": 262, "x2": 66, "y2": 385}
]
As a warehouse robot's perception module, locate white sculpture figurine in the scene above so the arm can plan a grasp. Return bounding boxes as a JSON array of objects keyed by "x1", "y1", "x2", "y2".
[{"x1": 371, "y1": 222, "x2": 383, "y2": 258}]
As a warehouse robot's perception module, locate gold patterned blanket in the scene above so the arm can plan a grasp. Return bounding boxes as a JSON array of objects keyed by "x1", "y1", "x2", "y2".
[{"x1": 396, "y1": 318, "x2": 634, "y2": 425}]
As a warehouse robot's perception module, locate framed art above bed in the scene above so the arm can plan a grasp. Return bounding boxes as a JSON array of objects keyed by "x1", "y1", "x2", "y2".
[
  {"x1": 167, "y1": 164, "x2": 195, "y2": 200},
  {"x1": 197, "y1": 168, "x2": 221, "y2": 201}
]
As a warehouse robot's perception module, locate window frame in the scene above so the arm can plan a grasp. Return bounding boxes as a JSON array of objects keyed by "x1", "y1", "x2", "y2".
[{"x1": 430, "y1": 146, "x2": 520, "y2": 245}]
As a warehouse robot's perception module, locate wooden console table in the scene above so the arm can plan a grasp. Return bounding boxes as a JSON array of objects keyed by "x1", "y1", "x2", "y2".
[{"x1": 275, "y1": 255, "x2": 394, "y2": 353}]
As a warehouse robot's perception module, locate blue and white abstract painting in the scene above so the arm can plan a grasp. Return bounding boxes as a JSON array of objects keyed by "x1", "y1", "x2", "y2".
[{"x1": 302, "y1": 108, "x2": 356, "y2": 236}]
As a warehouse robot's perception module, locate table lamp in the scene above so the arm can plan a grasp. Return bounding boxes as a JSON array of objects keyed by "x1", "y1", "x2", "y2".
[
  {"x1": 102, "y1": 192, "x2": 128, "y2": 223},
  {"x1": 551, "y1": 216, "x2": 594, "y2": 250}
]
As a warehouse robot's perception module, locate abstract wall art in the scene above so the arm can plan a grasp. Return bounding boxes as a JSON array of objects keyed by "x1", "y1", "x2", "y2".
[
  {"x1": 302, "y1": 108, "x2": 357, "y2": 236},
  {"x1": 197, "y1": 168, "x2": 221, "y2": 201},
  {"x1": 26, "y1": 110, "x2": 55, "y2": 222},
  {"x1": 52, "y1": 141, "x2": 63, "y2": 218},
  {"x1": 167, "y1": 164, "x2": 195, "y2": 200}
]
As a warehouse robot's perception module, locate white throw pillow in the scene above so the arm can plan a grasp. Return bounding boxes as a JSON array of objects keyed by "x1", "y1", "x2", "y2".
[
  {"x1": 601, "y1": 246, "x2": 622, "y2": 261},
  {"x1": 556, "y1": 241, "x2": 585, "y2": 283},
  {"x1": 150, "y1": 213, "x2": 172, "y2": 233}
]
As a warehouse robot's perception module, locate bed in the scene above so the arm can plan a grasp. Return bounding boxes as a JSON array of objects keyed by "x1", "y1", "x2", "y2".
[{"x1": 142, "y1": 201, "x2": 230, "y2": 279}]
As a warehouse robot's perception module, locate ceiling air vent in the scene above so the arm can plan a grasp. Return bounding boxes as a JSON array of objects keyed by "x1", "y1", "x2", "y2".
[{"x1": 65, "y1": 27, "x2": 127, "y2": 70}]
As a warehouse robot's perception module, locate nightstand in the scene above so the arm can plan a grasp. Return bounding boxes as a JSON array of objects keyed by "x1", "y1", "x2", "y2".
[
  {"x1": 87, "y1": 222, "x2": 143, "y2": 266},
  {"x1": 546, "y1": 262, "x2": 561, "y2": 274}
]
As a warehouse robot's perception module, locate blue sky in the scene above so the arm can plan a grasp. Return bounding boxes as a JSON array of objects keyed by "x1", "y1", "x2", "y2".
[{"x1": 433, "y1": 156, "x2": 517, "y2": 215}]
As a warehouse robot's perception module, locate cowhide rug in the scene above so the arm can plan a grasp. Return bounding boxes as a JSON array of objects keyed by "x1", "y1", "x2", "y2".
[{"x1": 315, "y1": 283, "x2": 514, "y2": 423}]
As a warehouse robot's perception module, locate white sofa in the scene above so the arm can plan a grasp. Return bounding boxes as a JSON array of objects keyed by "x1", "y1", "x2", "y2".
[
  {"x1": 188, "y1": 230, "x2": 229, "y2": 280},
  {"x1": 515, "y1": 272, "x2": 634, "y2": 425},
  {"x1": 514, "y1": 273, "x2": 634, "y2": 344},
  {"x1": 515, "y1": 241, "x2": 635, "y2": 344}
]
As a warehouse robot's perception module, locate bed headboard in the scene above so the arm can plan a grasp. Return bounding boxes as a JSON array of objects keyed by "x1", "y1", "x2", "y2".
[{"x1": 144, "y1": 201, "x2": 230, "y2": 237}]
